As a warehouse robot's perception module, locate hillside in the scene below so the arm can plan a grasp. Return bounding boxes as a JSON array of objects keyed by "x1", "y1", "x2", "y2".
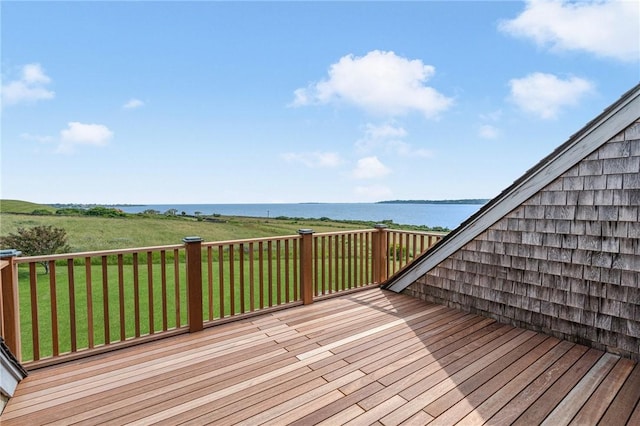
[{"x1": 0, "y1": 199, "x2": 56, "y2": 214}]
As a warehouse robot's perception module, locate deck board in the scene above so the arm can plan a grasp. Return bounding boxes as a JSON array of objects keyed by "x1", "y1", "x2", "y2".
[{"x1": 2, "y1": 288, "x2": 638, "y2": 425}]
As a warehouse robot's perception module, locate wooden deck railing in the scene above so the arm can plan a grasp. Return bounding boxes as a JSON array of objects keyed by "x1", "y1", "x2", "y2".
[{"x1": 0, "y1": 227, "x2": 443, "y2": 367}]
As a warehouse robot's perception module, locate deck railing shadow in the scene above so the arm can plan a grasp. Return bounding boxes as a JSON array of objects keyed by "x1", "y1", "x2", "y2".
[{"x1": 339, "y1": 289, "x2": 535, "y2": 423}]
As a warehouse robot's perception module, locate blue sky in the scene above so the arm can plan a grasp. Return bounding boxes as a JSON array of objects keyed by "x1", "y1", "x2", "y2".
[{"x1": 2, "y1": 1, "x2": 639, "y2": 204}]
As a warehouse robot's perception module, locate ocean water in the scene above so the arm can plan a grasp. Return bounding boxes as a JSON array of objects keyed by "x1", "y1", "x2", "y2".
[{"x1": 116, "y1": 203, "x2": 483, "y2": 230}]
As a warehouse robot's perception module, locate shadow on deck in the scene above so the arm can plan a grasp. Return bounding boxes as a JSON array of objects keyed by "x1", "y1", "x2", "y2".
[{"x1": 2, "y1": 288, "x2": 639, "y2": 425}]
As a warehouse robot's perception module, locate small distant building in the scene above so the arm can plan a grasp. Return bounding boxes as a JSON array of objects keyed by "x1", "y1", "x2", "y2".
[{"x1": 387, "y1": 83, "x2": 640, "y2": 361}]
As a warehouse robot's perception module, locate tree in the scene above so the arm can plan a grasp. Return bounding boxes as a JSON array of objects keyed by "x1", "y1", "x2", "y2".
[{"x1": 0, "y1": 226, "x2": 71, "y2": 273}]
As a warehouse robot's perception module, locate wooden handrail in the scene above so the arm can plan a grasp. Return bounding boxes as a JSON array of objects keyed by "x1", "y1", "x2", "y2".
[
  {"x1": 5, "y1": 227, "x2": 443, "y2": 366},
  {"x1": 13, "y1": 244, "x2": 184, "y2": 264}
]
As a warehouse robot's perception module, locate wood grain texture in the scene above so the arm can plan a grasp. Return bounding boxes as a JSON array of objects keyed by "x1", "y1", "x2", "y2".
[{"x1": 2, "y1": 288, "x2": 638, "y2": 425}]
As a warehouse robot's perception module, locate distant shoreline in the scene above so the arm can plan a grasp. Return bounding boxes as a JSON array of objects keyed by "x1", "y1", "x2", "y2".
[{"x1": 377, "y1": 199, "x2": 489, "y2": 205}]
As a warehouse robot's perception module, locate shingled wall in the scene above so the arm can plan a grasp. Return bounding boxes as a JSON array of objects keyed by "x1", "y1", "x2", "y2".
[{"x1": 404, "y1": 119, "x2": 640, "y2": 360}]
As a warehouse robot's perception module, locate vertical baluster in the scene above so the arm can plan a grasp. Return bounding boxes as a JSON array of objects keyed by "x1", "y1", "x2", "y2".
[
  {"x1": 49, "y1": 261, "x2": 59, "y2": 356},
  {"x1": 207, "y1": 246, "x2": 213, "y2": 321},
  {"x1": 276, "y1": 240, "x2": 282, "y2": 305},
  {"x1": 239, "y1": 243, "x2": 246, "y2": 313},
  {"x1": 229, "y1": 244, "x2": 235, "y2": 316},
  {"x1": 68, "y1": 259, "x2": 77, "y2": 353},
  {"x1": 146, "y1": 252, "x2": 154, "y2": 335},
  {"x1": 174, "y1": 249, "x2": 181, "y2": 327},
  {"x1": 101, "y1": 256, "x2": 110, "y2": 344},
  {"x1": 284, "y1": 240, "x2": 290, "y2": 304},
  {"x1": 267, "y1": 241, "x2": 273, "y2": 307},
  {"x1": 160, "y1": 251, "x2": 168, "y2": 331},
  {"x1": 29, "y1": 263, "x2": 39, "y2": 361},
  {"x1": 118, "y1": 254, "x2": 125, "y2": 342},
  {"x1": 353, "y1": 233, "x2": 358, "y2": 287},
  {"x1": 359, "y1": 233, "x2": 364, "y2": 287},
  {"x1": 392, "y1": 232, "x2": 398, "y2": 275},
  {"x1": 320, "y1": 236, "x2": 326, "y2": 295},
  {"x1": 341, "y1": 235, "x2": 346, "y2": 291},
  {"x1": 133, "y1": 253, "x2": 140, "y2": 338},
  {"x1": 218, "y1": 245, "x2": 225, "y2": 318},
  {"x1": 293, "y1": 239, "x2": 298, "y2": 301},
  {"x1": 313, "y1": 236, "x2": 319, "y2": 296},
  {"x1": 404, "y1": 234, "x2": 410, "y2": 266},
  {"x1": 327, "y1": 236, "x2": 333, "y2": 293},
  {"x1": 334, "y1": 236, "x2": 340, "y2": 292},
  {"x1": 84, "y1": 260, "x2": 95, "y2": 349},
  {"x1": 388, "y1": 232, "x2": 394, "y2": 275},
  {"x1": 363, "y1": 231, "x2": 373, "y2": 284},
  {"x1": 411, "y1": 234, "x2": 417, "y2": 260},
  {"x1": 347, "y1": 234, "x2": 353, "y2": 289},
  {"x1": 85, "y1": 257, "x2": 94, "y2": 349},
  {"x1": 249, "y1": 242, "x2": 255, "y2": 311},
  {"x1": 259, "y1": 241, "x2": 264, "y2": 309}
]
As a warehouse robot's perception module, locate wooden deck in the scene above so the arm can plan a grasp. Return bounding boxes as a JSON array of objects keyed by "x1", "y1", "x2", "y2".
[{"x1": 2, "y1": 288, "x2": 639, "y2": 425}]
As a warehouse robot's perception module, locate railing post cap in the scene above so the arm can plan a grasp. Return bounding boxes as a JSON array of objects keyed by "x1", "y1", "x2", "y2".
[
  {"x1": 298, "y1": 229, "x2": 314, "y2": 235},
  {"x1": 182, "y1": 236, "x2": 203, "y2": 243},
  {"x1": 0, "y1": 249, "x2": 22, "y2": 258},
  {"x1": 374, "y1": 224, "x2": 388, "y2": 229}
]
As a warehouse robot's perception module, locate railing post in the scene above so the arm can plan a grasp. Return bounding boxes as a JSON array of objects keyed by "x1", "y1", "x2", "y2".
[
  {"x1": 372, "y1": 225, "x2": 388, "y2": 284},
  {"x1": 298, "y1": 229, "x2": 314, "y2": 305},
  {"x1": 0, "y1": 250, "x2": 22, "y2": 359},
  {"x1": 183, "y1": 237, "x2": 203, "y2": 333}
]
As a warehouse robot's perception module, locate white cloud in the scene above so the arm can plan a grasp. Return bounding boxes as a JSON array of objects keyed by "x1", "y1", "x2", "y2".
[
  {"x1": 354, "y1": 185, "x2": 393, "y2": 200},
  {"x1": 22, "y1": 64, "x2": 52, "y2": 84},
  {"x1": 479, "y1": 110, "x2": 503, "y2": 122},
  {"x1": 356, "y1": 123, "x2": 432, "y2": 158},
  {"x1": 123, "y1": 98, "x2": 144, "y2": 109},
  {"x1": 58, "y1": 122, "x2": 113, "y2": 153},
  {"x1": 352, "y1": 156, "x2": 391, "y2": 179},
  {"x1": 291, "y1": 50, "x2": 454, "y2": 118},
  {"x1": 508, "y1": 73, "x2": 594, "y2": 119},
  {"x1": 281, "y1": 151, "x2": 343, "y2": 168},
  {"x1": 20, "y1": 132, "x2": 55, "y2": 143},
  {"x1": 356, "y1": 123, "x2": 407, "y2": 152},
  {"x1": 499, "y1": 0, "x2": 640, "y2": 62},
  {"x1": 478, "y1": 124, "x2": 499, "y2": 139},
  {"x1": 2, "y1": 63, "x2": 55, "y2": 106}
]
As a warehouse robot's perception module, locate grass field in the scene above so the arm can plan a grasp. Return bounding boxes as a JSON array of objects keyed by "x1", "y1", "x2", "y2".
[{"x1": 1, "y1": 199, "x2": 439, "y2": 254}]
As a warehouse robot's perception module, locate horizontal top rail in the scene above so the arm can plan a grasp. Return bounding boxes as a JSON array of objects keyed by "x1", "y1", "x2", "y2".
[
  {"x1": 202, "y1": 234, "x2": 301, "y2": 247},
  {"x1": 13, "y1": 243, "x2": 186, "y2": 264},
  {"x1": 384, "y1": 229, "x2": 447, "y2": 236},
  {"x1": 312, "y1": 229, "x2": 373, "y2": 237}
]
